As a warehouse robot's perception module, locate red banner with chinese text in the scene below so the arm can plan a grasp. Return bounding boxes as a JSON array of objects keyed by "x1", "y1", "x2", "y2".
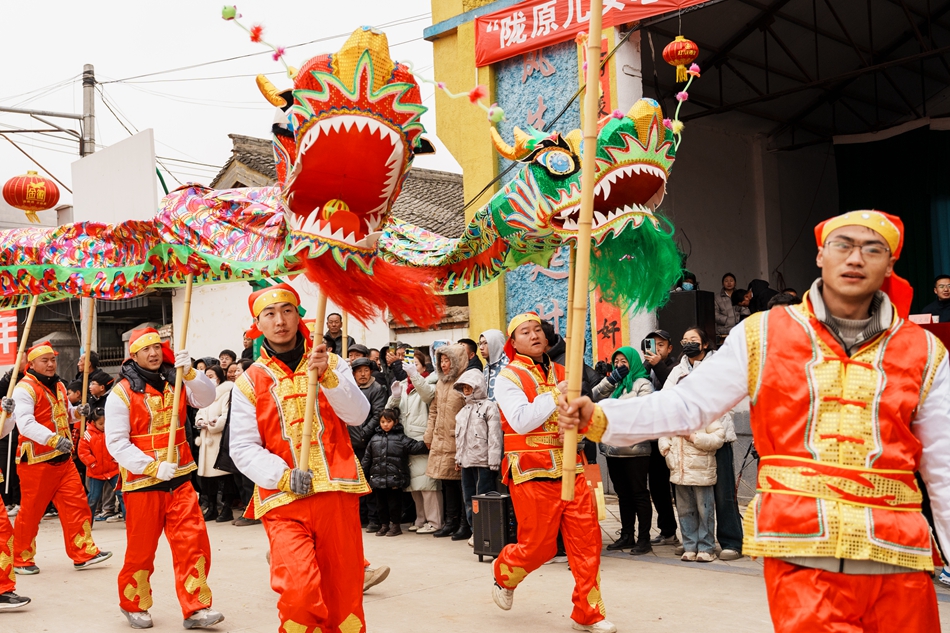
[
  {"x1": 590, "y1": 289, "x2": 627, "y2": 366},
  {"x1": 0, "y1": 311, "x2": 17, "y2": 366},
  {"x1": 475, "y1": 0, "x2": 708, "y2": 67}
]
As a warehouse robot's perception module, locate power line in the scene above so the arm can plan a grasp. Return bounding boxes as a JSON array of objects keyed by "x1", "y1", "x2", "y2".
[
  {"x1": 100, "y1": 14, "x2": 431, "y2": 84},
  {"x1": 1, "y1": 136, "x2": 72, "y2": 192}
]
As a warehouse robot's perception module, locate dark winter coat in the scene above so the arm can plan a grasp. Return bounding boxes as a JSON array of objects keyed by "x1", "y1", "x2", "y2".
[
  {"x1": 353, "y1": 377, "x2": 388, "y2": 452},
  {"x1": 361, "y1": 422, "x2": 428, "y2": 489}
]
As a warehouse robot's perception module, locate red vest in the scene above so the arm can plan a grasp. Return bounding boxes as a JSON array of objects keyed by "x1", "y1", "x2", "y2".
[
  {"x1": 498, "y1": 354, "x2": 578, "y2": 485},
  {"x1": 112, "y1": 378, "x2": 194, "y2": 492},
  {"x1": 743, "y1": 296, "x2": 945, "y2": 571},
  {"x1": 234, "y1": 346, "x2": 369, "y2": 519},
  {"x1": 16, "y1": 373, "x2": 71, "y2": 465}
]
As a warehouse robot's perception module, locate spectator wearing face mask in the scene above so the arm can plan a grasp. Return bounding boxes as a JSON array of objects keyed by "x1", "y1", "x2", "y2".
[{"x1": 676, "y1": 272, "x2": 698, "y2": 292}]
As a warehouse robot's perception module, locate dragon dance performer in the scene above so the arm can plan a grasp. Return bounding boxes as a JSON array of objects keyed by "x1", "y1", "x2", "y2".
[
  {"x1": 105, "y1": 328, "x2": 225, "y2": 630},
  {"x1": 560, "y1": 211, "x2": 950, "y2": 632},
  {"x1": 230, "y1": 283, "x2": 371, "y2": 633},
  {"x1": 0, "y1": 398, "x2": 29, "y2": 610},
  {"x1": 492, "y1": 313, "x2": 615, "y2": 633},
  {"x1": 8, "y1": 342, "x2": 111, "y2": 575}
]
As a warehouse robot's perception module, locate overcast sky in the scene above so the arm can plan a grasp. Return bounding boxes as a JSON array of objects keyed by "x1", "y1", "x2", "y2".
[{"x1": 0, "y1": 0, "x2": 461, "y2": 206}]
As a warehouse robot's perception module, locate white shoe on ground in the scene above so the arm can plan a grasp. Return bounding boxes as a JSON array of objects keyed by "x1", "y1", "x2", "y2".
[
  {"x1": 182, "y1": 608, "x2": 224, "y2": 629},
  {"x1": 408, "y1": 524, "x2": 420, "y2": 532},
  {"x1": 572, "y1": 619, "x2": 617, "y2": 633},
  {"x1": 416, "y1": 523, "x2": 438, "y2": 534},
  {"x1": 5, "y1": 505, "x2": 18, "y2": 518},
  {"x1": 492, "y1": 583, "x2": 514, "y2": 610},
  {"x1": 696, "y1": 551, "x2": 716, "y2": 563},
  {"x1": 543, "y1": 555, "x2": 568, "y2": 564},
  {"x1": 363, "y1": 566, "x2": 390, "y2": 592},
  {"x1": 681, "y1": 551, "x2": 697, "y2": 562},
  {"x1": 718, "y1": 548, "x2": 742, "y2": 561},
  {"x1": 106, "y1": 514, "x2": 124, "y2": 523},
  {"x1": 468, "y1": 536, "x2": 474, "y2": 547},
  {"x1": 121, "y1": 608, "x2": 153, "y2": 629}
]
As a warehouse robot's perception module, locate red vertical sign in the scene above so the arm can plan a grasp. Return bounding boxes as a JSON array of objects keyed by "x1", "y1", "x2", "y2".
[{"x1": 0, "y1": 311, "x2": 17, "y2": 365}]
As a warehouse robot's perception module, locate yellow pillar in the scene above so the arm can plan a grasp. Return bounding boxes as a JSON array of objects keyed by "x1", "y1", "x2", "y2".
[{"x1": 430, "y1": 1, "x2": 507, "y2": 335}]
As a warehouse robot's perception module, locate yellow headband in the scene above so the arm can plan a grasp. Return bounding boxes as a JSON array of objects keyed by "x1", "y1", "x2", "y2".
[
  {"x1": 252, "y1": 288, "x2": 299, "y2": 317},
  {"x1": 129, "y1": 332, "x2": 162, "y2": 355},
  {"x1": 507, "y1": 313, "x2": 542, "y2": 337},
  {"x1": 820, "y1": 211, "x2": 900, "y2": 254},
  {"x1": 27, "y1": 345, "x2": 55, "y2": 363}
]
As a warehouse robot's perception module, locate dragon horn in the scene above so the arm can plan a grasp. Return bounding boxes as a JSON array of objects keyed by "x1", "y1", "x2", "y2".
[
  {"x1": 564, "y1": 129, "x2": 582, "y2": 155},
  {"x1": 490, "y1": 126, "x2": 533, "y2": 161},
  {"x1": 256, "y1": 74, "x2": 287, "y2": 108}
]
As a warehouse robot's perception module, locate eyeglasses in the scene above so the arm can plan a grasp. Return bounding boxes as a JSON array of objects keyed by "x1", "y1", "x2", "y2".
[
  {"x1": 824, "y1": 240, "x2": 890, "y2": 259},
  {"x1": 680, "y1": 339, "x2": 700, "y2": 346},
  {"x1": 938, "y1": 284, "x2": 950, "y2": 290}
]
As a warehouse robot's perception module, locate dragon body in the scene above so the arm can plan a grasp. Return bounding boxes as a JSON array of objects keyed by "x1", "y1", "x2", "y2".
[{"x1": 0, "y1": 29, "x2": 681, "y2": 319}]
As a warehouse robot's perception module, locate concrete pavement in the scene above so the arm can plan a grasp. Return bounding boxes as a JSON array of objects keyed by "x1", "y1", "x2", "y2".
[{"x1": 1, "y1": 506, "x2": 948, "y2": 633}]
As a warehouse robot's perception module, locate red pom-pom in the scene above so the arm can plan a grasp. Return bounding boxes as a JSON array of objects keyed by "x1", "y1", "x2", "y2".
[
  {"x1": 250, "y1": 25, "x2": 264, "y2": 43},
  {"x1": 468, "y1": 85, "x2": 488, "y2": 103}
]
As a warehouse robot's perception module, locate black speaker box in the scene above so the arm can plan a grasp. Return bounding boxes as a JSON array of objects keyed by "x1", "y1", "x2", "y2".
[
  {"x1": 472, "y1": 491, "x2": 517, "y2": 562},
  {"x1": 656, "y1": 290, "x2": 717, "y2": 354}
]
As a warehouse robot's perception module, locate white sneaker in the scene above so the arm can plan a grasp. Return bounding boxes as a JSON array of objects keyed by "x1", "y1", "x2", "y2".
[
  {"x1": 5, "y1": 505, "x2": 18, "y2": 518},
  {"x1": 363, "y1": 566, "x2": 390, "y2": 592},
  {"x1": 467, "y1": 536, "x2": 474, "y2": 547},
  {"x1": 106, "y1": 514, "x2": 124, "y2": 523},
  {"x1": 408, "y1": 524, "x2": 420, "y2": 532},
  {"x1": 492, "y1": 583, "x2": 514, "y2": 611},
  {"x1": 542, "y1": 555, "x2": 568, "y2": 565},
  {"x1": 718, "y1": 548, "x2": 742, "y2": 561},
  {"x1": 416, "y1": 523, "x2": 438, "y2": 534},
  {"x1": 696, "y1": 551, "x2": 716, "y2": 563},
  {"x1": 121, "y1": 608, "x2": 153, "y2": 629},
  {"x1": 681, "y1": 551, "x2": 697, "y2": 561},
  {"x1": 572, "y1": 619, "x2": 617, "y2": 633},
  {"x1": 183, "y1": 608, "x2": 224, "y2": 629}
]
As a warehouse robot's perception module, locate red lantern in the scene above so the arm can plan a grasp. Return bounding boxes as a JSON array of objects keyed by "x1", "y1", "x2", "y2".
[
  {"x1": 662, "y1": 35, "x2": 700, "y2": 83},
  {"x1": 3, "y1": 171, "x2": 60, "y2": 224}
]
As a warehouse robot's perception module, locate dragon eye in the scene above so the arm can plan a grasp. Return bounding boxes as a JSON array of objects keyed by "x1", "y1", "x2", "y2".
[{"x1": 537, "y1": 149, "x2": 575, "y2": 176}]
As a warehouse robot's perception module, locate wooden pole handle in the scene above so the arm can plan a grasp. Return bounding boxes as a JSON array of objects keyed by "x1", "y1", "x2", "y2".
[
  {"x1": 3, "y1": 295, "x2": 40, "y2": 494},
  {"x1": 298, "y1": 293, "x2": 329, "y2": 468},
  {"x1": 79, "y1": 297, "x2": 95, "y2": 440},
  {"x1": 562, "y1": 0, "x2": 604, "y2": 502},
  {"x1": 166, "y1": 275, "x2": 194, "y2": 464}
]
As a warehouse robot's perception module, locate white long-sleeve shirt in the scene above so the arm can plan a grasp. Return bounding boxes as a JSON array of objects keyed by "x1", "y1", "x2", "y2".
[
  {"x1": 13, "y1": 380, "x2": 74, "y2": 446},
  {"x1": 597, "y1": 317, "x2": 950, "y2": 564},
  {"x1": 105, "y1": 370, "x2": 215, "y2": 475},
  {"x1": 229, "y1": 357, "x2": 368, "y2": 490},
  {"x1": 494, "y1": 372, "x2": 557, "y2": 434}
]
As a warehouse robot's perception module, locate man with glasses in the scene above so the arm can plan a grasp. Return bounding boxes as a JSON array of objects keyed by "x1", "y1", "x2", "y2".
[
  {"x1": 922, "y1": 274, "x2": 950, "y2": 323},
  {"x1": 560, "y1": 210, "x2": 950, "y2": 632}
]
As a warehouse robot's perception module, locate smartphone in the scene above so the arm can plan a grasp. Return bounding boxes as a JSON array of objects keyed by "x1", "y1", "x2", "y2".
[
  {"x1": 388, "y1": 341, "x2": 399, "y2": 351},
  {"x1": 405, "y1": 348, "x2": 415, "y2": 361},
  {"x1": 642, "y1": 338, "x2": 657, "y2": 355}
]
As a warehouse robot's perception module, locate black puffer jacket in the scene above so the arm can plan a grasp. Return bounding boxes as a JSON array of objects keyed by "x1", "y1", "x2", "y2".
[
  {"x1": 360, "y1": 422, "x2": 428, "y2": 489},
  {"x1": 352, "y1": 377, "x2": 388, "y2": 452}
]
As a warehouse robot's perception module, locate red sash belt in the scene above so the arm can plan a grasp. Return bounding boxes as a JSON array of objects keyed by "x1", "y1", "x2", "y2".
[
  {"x1": 504, "y1": 432, "x2": 563, "y2": 453},
  {"x1": 130, "y1": 427, "x2": 187, "y2": 452}
]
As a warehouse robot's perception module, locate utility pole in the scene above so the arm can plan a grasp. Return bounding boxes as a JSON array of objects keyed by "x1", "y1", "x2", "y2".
[{"x1": 79, "y1": 64, "x2": 98, "y2": 350}]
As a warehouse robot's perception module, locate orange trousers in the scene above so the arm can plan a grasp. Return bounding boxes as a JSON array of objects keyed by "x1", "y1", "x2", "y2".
[
  {"x1": 262, "y1": 492, "x2": 365, "y2": 633},
  {"x1": 764, "y1": 558, "x2": 940, "y2": 632},
  {"x1": 0, "y1": 500, "x2": 14, "y2": 594},
  {"x1": 494, "y1": 475, "x2": 605, "y2": 626},
  {"x1": 14, "y1": 459, "x2": 99, "y2": 566},
  {"x1": 118, "y1": 483, "x2": 213, "y2": 619}
]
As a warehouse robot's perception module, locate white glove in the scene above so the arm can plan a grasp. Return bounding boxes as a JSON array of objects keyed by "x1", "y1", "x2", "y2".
[
  {"x1": 156, "y1": 461, "x2": 176, "y2": 481},
  {"x1": 0, "y1": 397, "x2": 13, "y2": 414},
  {"x1": 175, "y1": 350, "x2": 192, "y2": 371},
  {"x1": 403, "y1": 360, "x2": 418, "y2": 377},
  {"x1": 390, "y1": 381, "x2": 404, "y2": 399}
]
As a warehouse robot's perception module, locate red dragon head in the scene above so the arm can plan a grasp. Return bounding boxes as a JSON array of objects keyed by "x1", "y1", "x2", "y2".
[{"x1": 257, "y1": 27, "x2": 441, "y2": 326}]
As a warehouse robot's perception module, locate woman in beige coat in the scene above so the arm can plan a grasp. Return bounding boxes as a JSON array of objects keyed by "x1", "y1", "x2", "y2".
[
  {"x1": 424, "y1": 344, "x2": 467, "y2": 538},
  {"x1": 195, "y1": 365, "x2": 236, "y2": 522}
]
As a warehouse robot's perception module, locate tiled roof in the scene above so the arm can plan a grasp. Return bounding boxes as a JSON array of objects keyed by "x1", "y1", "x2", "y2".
[{"x1": 210, "y1": 134, "x2": 465, "y2": 237}]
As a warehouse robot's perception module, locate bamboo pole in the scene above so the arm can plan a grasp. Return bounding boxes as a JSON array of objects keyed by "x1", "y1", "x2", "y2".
[
  {"x1": 3, "y1": 295, "x2": 39, "y2": 494},
  {"x1": 562, "y1": 0, "x2": 604, "y2": 501},
  {"x1": 166, "y1": 275, "x2": 194, "y2": 464},
  {"x1": 298, "y1": 293, "x2": 329, "y2": 467},
  {"x1": 341, "y1": 310, "x2": 349, "y2": 358},
  {"x1": 563, "y1": 246, "x2": 577, "y2": 385},
  {"x1": 79, "y1": 297, "x2": 95, "y2": 439}
]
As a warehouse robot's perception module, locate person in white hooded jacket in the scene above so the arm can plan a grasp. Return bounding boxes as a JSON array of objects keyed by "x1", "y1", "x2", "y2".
[
  {"x1": 386, "y1": 350, "x2": 442, "y2": 534},
  {"x1": 660, "y1": 328, "x2": 729, "y2": 563},
  {"x1": 453, "y1": 369, "x2": 503, "y2": 544},
  {"x1": 478, "y1": 330, "x2": 508, "y2": 402}
]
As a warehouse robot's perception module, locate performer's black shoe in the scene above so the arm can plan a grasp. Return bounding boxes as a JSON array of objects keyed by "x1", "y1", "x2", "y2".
[
  {"x1": 432, "y1": 522, "x2": 458, "y2": 538},
  {"x1": 74, "y1": 550, "x2": 112, "y2": 570},
  {"x1": 451, "y1": 525, "x2": 472, "y2": 541},
  {"x1": 606, "y1": 533, "x2": 634, "y2": 551},
  {"x1": 0, "y1": 592, "x2": 30, "y2": 610}
]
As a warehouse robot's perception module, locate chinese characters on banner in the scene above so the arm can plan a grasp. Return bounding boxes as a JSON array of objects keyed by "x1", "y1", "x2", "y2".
[
  {"x1": 591, "y1": 289, "x2": 627, "y2": 365},
  {"x1": 475, "y1": 0, "x2": 709, "y2": 67},
  {"x1": 0, "y1": 311, "x2": 17, "y2": 365}
]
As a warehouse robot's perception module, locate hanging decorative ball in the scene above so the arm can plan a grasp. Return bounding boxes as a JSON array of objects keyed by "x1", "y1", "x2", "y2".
[
  {"x1": 662, "y1": 35, "x2": 700, "y2": 83},
  {"x1": 3, "y1": 171, "x2": 60, "y2": 224}
]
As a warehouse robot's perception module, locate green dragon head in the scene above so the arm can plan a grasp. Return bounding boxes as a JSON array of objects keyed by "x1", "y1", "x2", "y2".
[{"x1": 490, "y1": 98, "x2": 676, "y2": 247}]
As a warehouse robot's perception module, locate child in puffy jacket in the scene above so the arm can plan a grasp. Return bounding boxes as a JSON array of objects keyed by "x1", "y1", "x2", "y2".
[
  {"x1": 361, "y1": 408, "x2": 428, "y2": 538},
  {"x1": 77, "y1": 394, "x2": 125, "y2": 523},
  {"x1": 453, "y1": 369, "x2": 503, "y2": 542}
]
